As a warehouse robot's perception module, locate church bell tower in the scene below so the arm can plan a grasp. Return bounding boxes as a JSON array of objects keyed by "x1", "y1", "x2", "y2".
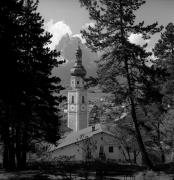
[{"x1": 67, "y1": 45, "x2": 88, "y2": 132}]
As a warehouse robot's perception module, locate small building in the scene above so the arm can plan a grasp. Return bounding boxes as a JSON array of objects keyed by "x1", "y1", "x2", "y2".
[
  {"x1": 49, "y1": 124, "x2": 119, "y2": 161},
  {"x1": 49, "y1": 124, "x2": 141, "y2": 163}
]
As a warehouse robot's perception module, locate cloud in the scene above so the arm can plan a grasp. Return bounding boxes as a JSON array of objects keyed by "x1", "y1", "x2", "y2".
[
  {"x1": 45, "y1": 20, "x2": 151, "y2": 52},
  {"x1": 45, "y1": 20, "x2": 88, "y2": 50},
  {"x1": 45, "y1": 20, "x2": 72, "y2": 50},
  {"x1": 72, "y1": 34, "x2": 86, "y2": 44},
  {"x1": 72, "y1": 22, "x2": 95, "y2": 44},
  {"x1": 128, "y1": 33, "x2": 150, "y2": 46}
]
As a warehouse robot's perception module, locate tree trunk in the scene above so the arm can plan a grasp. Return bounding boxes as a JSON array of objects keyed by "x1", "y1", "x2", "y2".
[
  {"x1": 16, "y1": 127, "x2": 22, "y2": 169},
  {"x1": 157, "y1": 121, "x2": 165, "y2": 163},
  {"x1": 21, "y1": 150, "x2": 27, "y2": 169},
  {"x1": 3, "y1": 143, "x2": 10, "y2": 169},
  {"x1": 118, "y1": 0, "x2": 154, "y2": 169},
  {"x1": 3, "y1": 132, "x2": 16, "y2": 170},
  {"x1": 9, "y1": 137, "x2": 16, "y2": 170},
  {"x1": 130, "y1": 97, "x2": 154, "y2": 169},
  {"x1": 21, "y1": 131, "x2": 27, "y2": 169},
  {"x1": 2, "y1": 122, "x2": 10, "y2": 169},
  {"x1": 9, "y1": 106, "x2": 16, "y2": 170},
  {"x1": 16, "y1": 128, "x2": 27, "y2": 169},
  {"x1": 125, "y1": 59, "x2": 154, "y2": 169},
  {"x1": 2, "y1": 108, "x2": 16, "y2": 170}
]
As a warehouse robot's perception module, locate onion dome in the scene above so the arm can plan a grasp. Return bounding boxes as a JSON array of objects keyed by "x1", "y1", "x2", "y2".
[{"x1": 70, "y1": 45, "x2": 87, "y2": 77}]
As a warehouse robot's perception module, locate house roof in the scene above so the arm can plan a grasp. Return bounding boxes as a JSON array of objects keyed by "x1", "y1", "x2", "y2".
[{"x1": 49, "y1": 124, "x2": 115, "y2": 152}]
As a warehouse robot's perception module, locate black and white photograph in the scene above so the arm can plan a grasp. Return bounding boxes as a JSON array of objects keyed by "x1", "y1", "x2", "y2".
[{"x1": 0, "y1": 0, "x2": 174, "y2": 179}]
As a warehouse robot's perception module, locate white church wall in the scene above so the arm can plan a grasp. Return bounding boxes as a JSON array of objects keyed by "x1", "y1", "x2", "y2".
[
  {"x1": 49, "y1": 132, "x2": 142, "y2": 165},
  {"x1": 50, "y1": 132, "x2": 125, "y2": 162},
  {"x1": 50, "y1": 143, "x2": 83, "y2": 161},
  {"x1": 91, "y1": 133, "x2": 123, "y2": 161}
]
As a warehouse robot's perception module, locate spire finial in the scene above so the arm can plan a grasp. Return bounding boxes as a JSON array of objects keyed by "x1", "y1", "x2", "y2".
[
  {"x1": 70, "y1": 40, "x2": 86, "y2": 77},
  {"x1": 76, "y1": 41, "x2": 82, "y2": 64}
]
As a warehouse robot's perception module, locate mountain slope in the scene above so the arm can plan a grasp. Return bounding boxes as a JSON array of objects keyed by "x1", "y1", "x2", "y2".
[{"x1": 52, "y1": 34, "x2": 98, "y2": 87}]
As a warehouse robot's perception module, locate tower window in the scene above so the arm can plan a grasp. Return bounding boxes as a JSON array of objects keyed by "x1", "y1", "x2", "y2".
[
  {"x1": 82, "y1": 96, "x2": 85, "y2": 104},
  {"x1": 77, "y1": 81, "x2": 79, "y2": 85},
  {"x1": 71, "y1": 96, "x2": 74, "y2": 104},
  {"x1": 71, "y1": 80, "x2": 74, "y2": 86}
]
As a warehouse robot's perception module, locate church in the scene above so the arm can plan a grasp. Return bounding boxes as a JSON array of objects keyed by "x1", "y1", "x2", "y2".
[
  {"x1": 67, "y1": 44, "x2": 88, "y2": 132},
  {"x1": 49, "y1": 45, "x2": 141, "y2": 164}
]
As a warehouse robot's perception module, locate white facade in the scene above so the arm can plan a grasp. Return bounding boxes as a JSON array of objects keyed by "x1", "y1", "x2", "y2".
[
  {"x1": 68, "y1": 87, "x2": 88, "y2": 132},
  {"x1": 49, "y1": 124, "x2": 142, "y2": 164}
]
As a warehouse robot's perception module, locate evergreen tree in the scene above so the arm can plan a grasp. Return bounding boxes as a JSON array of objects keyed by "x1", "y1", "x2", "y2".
[
  {"x1": 0, "y1": 0, "x2": 24, "y2": 170},
  {"x1": 152, "y1": 22, "x2": 174, "y2": 162},
  {"x1": 153, "y1": 23, "x2": 174, "y2": 108},
  {"x1": 79, "y1": 0, "x2": 162, "y2": 169},
  {"x1": 0, "y1": 0, "x2": 64, "y2": 169}
]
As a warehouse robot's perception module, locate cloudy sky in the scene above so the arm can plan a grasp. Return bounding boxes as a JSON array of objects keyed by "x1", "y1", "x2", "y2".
[{"x1": 38, "y1": 0, "x2": 174, "y2": 51}]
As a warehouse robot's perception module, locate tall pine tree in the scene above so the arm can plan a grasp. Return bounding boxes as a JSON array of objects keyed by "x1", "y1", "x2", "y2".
[
  {"x1": 0, "y1": 0, "x2": 64, "y2": 169},
  {"x1": 153, "y1": 23, "x2": 174, "y2": 108},
  {"x1": 79, "y1": 0, "x2": 162, "y2": 169},
  {"x1": 152, "y1": 23, "x2": 174, "y2": 162},
  {"x1": 0, "y1": 0, "x2": 24, "y2": 169}
]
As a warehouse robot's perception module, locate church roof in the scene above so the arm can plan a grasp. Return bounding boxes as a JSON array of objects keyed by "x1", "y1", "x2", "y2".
[{"x1": 49, "y1": 124, "x2": 115, "y2": 152}]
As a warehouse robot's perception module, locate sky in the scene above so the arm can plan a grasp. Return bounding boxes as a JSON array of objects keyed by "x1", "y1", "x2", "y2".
[{"x1": 38, "y1": 0, "x2": 174, "y2": 51}]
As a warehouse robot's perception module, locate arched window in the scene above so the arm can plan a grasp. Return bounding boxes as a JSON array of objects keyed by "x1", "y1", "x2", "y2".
[
  {"x1": 71, "y1": 96, "x2": 74, "y2": 104},
  {"x1": 82, "y1": 96, "x2": 85, "y2": 104}
]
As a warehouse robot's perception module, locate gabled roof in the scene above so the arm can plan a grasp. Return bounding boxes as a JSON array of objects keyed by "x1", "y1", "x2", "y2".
[{"x1": 49, "y1": 124, "x2": 115, "y2": 152}]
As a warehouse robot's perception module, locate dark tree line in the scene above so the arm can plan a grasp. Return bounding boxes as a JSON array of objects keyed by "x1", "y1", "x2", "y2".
[{"x1": 0, "y1": 0, "x2": 64, "y2": 170}]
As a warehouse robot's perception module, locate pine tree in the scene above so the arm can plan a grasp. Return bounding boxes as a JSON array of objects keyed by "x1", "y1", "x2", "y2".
[
  {"x1": 153, "y1": 23, "x2": 174, "y2": 108},
  {"x1": 0, "y1": 0, "x2": 64, "y2": 169},
  {"x1": 79, "y1": 0, "x2": 162, "y2": 169},
  {"x1": 152, "y1": 23, "x2": 174, "y2": 163},
  {"x1": 0, "y1": 0, "x2": 24, "y2": 170}
]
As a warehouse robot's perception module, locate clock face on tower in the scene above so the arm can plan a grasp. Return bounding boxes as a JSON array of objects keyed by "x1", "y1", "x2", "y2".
[
  {"x1": 70, "y1": 105, "x2": 76, "y2": 111},
  {"x1": 81, "y1": 104, "x2": 86, "y2": 111}
]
